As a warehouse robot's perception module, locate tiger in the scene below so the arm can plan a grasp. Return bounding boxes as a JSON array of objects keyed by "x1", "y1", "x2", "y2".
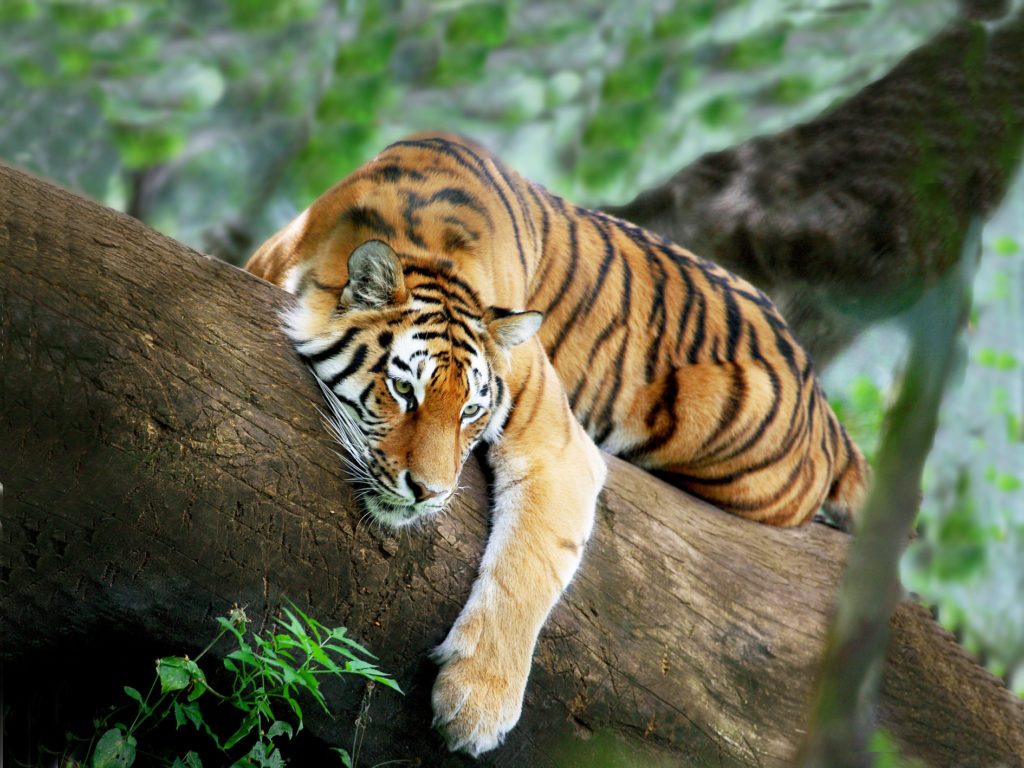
[{"x1": 245, "y1": 132, "x2": 868, "y2": 756}]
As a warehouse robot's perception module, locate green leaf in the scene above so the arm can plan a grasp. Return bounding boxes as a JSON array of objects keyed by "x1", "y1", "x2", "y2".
[
  {"x1": 333, "y1": 747, "x2": 354, "y2": 768},
  {"x1": 977, "y1": 347, "x2": 1018, "y2": 370},
  {"x1": 246, "y1": 741, "x2": 286, "y2": 768},
  {"x1": 334, "y1": 27, "x2": 397, "y2": 76},
  {"x1": 111, "y1": 126, "x2": 186, "y2": 170},
  {"x1": 992, "y1": 235, "x2": 1019, "y2": 255},
  {"x1": 283, "y1": 694, "x2": 304, "y2": 724},
  {"x1": 173, "y1": 701, "x2": 187, "y2": 728},
  {"x1": 582, "y1": 102, "x2": 656, "y2": 150},
  {"x1": 344, "y1": 659, "x2": 377, "y2": 674},
  {"x1": 372, "y1": 675, "x2": 403, "y2": 694},
  {"x1": 223, "y1": 712, "x2": 260, "y2": 750},
  {"x1": 1006, "y1": 412, "x2": 1022, "y2": 443},
  {"x1": 266, "y1": 720, "x2": 294, "y2": 741},
  {"x1": 729, "y1": 26, "x2": 790, "y2": 70},
  {"x1": 57, "y1": 47, "x2": 92, "y2": 77},
  {"x1": 447, "y1": 3, "x2": 508, "y2": 47},
  {"x1": 122, "y1": 686, "x2": 146, "y2": 710},
  {"x1": 0, "y1": 1, "x2": 38, "y2": 22},
  {"x1": 697, "y1": 94, "x2": 745, "y2": 128},
  {"x1": 217, "y1": 616, "x2": 245, "y2": 643},
  {"x1": 227, "y1": 648, "x2": 261, "y2": 668},
  {"x1": 279, "y1": 607, "x2": 309, "y2": 640},
  {"x1": 180, "y1": 701, "x2": 205, "y2": 731},
  {"x1": 995, "y1": 473, "x2": 1022, "y2": 493},
  {"x1": 601, "y1": 54, "x2": 663, "y2": 102},
  {"x1": 157, "y1": 657, "x2": 191, "y2": 693},
  {"x1": 653, "y1": 2, "x2": 715, "y2": 39},
  {"x1": 230, "y1": 0, "x2": 320, "y2": 28},
  {"x1": 433, "y1": 44, "x2": 489, "y2": 85},
  {"x1": 772, "y1": 75, "x2": 815, "y2": 105},
  {"x1": 92, "y1": 728, "x2": 137, "y2": 768},
  {"x1": 174, "y1": 753, "x2": 203, "y2": 768}
]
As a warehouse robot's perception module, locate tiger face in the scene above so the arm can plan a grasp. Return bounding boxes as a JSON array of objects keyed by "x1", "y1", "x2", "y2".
[{"x1": 284, "y1": 240, "x2": 541, "y2": 527}]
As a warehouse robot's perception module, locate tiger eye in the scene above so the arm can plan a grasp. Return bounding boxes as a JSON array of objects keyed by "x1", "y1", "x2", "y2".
[
  {"x1": 462, "y1": 404, "x2": 482, "y2": 418},
  {"x1": 394, "y1": 379, "x2": 413, "y2": 394}
]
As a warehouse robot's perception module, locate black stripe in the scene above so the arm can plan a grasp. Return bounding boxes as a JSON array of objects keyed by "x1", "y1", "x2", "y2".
[
  {"x1": 579, "y1": 215, "x2": 617, "y2": 319},
  {"x1": 366, "y1": 163, "x2": 426, "y2": 183},
  {"x1": 340, "y1": 206, "x2": 396, "y2": 239},
  {"x1": 358, "y1": 380, "x2": 376, "y2": 409},
  {"x1": 412, "y1": 330, "x2": 448, "y2": 341},
  {"x1": 674, "y1": 261, "x2": 697, "y2": 355},
  {"x1": 300, "y1": 326, "x2": 360, "y2": 364},
  {"x1": 698, "y1": 364, "x2": 747, "y2": 451},
  {"x1": 686, "y1": 292, "x2": 707, "y2": 363},
  {"x1": 526, "y1": 183, "x2": 550, "y2": 254},
  {"x1": 644, "y1": 253, "x2": 667, "y2": 382},
  {"x1": 369, "y1": 351, "x2": 390, "y2": 373},
  {"x1": 390, "y1": 138, "x2": 529, "y2": 271},
  {"x1": 711, "y1": 328, "x2": 782, "y2": 463},
  {"x1": 429, "y1": 187, "x2": 491, "y2": 222},
  {"x1": 325, "y1": 344, "x2": 369, "y2": 388},
  {"x1": 452, "y1": 337, "x2": 477, "y2": 355},
  {"x1": 723, "y1": 289, "x2": 742, "y2": 361},
  {"x1": 541, "y1": 216, "x2": 579, "y2": 316},
  {"x1": 402, "y1": 265, "x2": 482, "y2": 307},
  {"x1": 335, "y1": 392, "x2": 371, "y2": 423}
]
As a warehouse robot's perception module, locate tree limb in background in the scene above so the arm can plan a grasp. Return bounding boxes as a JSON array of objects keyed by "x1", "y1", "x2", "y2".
[
  {"x1": 606, "y1": 12, "x2": 1024, "y2": 367},
  {"x1": 795, "y1": 222, "x2": 980, "y2": 767},
  {"x1": 2, "y1": 164, "x2": 1022, "y2": 766}
]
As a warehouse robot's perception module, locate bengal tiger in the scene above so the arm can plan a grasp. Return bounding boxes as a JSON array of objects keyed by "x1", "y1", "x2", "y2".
[{"x1": 245, "y1": 132, "x2": 868, "y2": 756}]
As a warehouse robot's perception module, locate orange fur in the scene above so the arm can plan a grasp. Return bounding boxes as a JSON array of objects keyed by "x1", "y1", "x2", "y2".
[{"x1": 246, "y1": 132, "x2": 868, "y2": 753}]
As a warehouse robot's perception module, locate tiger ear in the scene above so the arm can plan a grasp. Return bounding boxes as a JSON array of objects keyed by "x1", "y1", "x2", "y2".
[
  {"x1": 485, "y1": 307, "x2": 543, "y2": 350},
  {"x1": 341, "y1": 240, "x2": 407, "y2": 309}
]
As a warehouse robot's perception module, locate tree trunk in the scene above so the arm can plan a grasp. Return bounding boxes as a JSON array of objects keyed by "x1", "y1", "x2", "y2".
[
  {"x1": 1, "y1": 165, "x2": 1022, "y2": 767},
  {"x1": 606, "y1": 12, "x2": 1024, "y2": 367}
]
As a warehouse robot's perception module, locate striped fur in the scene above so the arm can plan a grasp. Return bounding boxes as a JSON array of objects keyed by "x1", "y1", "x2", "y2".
[{"x1": 246, "y1": 132, "x2": 868, "y2": 754}]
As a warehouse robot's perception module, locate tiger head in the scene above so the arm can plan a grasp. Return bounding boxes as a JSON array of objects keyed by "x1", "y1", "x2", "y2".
[{"x1": 285, "y1": 239, "x2": 541, "y2": 527}]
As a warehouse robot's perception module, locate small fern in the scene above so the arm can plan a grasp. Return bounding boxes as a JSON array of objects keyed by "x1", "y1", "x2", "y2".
[{"x1": 77, "y1": 602, "x2": 400, "y2": 768}]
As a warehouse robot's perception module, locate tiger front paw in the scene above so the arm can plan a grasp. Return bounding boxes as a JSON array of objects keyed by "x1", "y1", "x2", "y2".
[{"x1": 430, "y1": 620, "x2": 528, "y2": 756}]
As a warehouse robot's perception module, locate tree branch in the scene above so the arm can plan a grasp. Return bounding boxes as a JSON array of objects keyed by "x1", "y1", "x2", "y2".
[
  {"x1": 606, "y1": 12, "x2": 1024, "y2": 367},
  {"x1": 1, "y1": 165, "x2": 1021, "y2": 767}
]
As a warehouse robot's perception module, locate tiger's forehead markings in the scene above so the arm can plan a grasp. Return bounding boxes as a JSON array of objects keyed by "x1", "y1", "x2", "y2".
[{"x1": 390, "y1": 329, "x2": 436, "y2": 383}]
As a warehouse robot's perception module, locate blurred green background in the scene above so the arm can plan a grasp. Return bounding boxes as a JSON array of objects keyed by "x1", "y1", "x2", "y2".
[{"x1": 2, "y1": 0, "x2": 1021, "y2": 696}]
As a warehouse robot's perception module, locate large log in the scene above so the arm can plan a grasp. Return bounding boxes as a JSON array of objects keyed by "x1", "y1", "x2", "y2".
[{"x1": 1, "y1": 164, "x2": 1022, "y2": 767}]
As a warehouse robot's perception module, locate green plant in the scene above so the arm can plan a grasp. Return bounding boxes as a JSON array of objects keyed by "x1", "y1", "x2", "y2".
[{"x1": 79, "y1": 603, "x2": 401, "y2": 768}]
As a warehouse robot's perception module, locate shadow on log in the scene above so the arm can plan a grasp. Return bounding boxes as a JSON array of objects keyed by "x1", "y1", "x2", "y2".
[{"x1": 2, "y1": 165, "x2": 1022, "y2": 766}]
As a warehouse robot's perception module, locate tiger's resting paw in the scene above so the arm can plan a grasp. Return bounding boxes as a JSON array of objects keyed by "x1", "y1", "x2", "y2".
[{"x1": 430, "y1": 623, "x2": 527, "y2": 756}]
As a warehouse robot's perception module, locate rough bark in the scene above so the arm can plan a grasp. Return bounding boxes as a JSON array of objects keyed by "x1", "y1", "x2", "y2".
[
  {"x1": 605, "y1": 12, "x2": 1024, "y2": 367},
  {"x1": 2, "y1": 165, "x2": 1022, "y2": 767}
]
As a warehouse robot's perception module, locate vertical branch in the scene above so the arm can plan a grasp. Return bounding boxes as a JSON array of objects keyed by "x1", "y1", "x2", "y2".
[{"x1": 794, "y1": 221, "x2": 982, "y2": 767}]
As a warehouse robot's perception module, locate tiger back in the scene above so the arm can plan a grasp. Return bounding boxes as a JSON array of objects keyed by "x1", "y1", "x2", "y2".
[{"x1": 246, "y1": 132, "x2": 868, "y2": 755}]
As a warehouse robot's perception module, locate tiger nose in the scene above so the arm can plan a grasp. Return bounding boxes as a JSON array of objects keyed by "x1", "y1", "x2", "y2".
[{"x1": 405, "y1": 473, "x2": 445, "y2": 503}]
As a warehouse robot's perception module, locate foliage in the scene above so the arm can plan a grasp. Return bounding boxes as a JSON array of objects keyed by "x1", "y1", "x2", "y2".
[
  {"x1": 0, "y1": 0, "x2": 957, "y2": 259},
  {"x1": 69, "y1": 603, "x2": 400, "y2": 768}
]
